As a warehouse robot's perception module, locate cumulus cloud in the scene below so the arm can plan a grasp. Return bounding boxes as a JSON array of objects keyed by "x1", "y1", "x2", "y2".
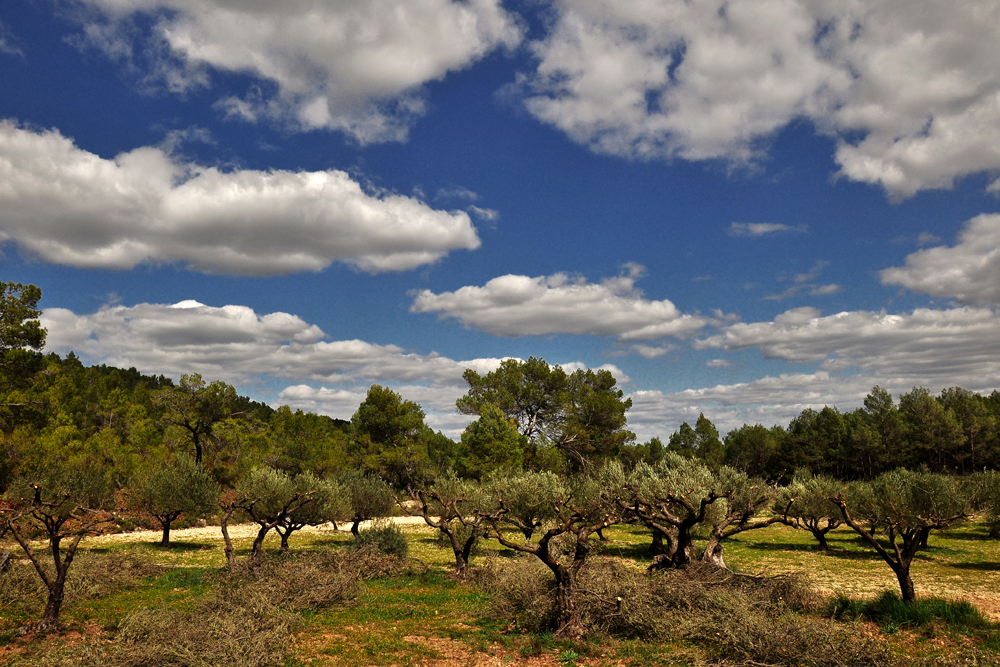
[
  {"x1": 520, "y1": 0, "x2": 1000, "y2": 197},
  {"x1": 75, "y1": 0, "x2": 522, "y2": 142},
  {"x1": 411, "y1": 264, "x2": 709, "y2": 340},
  {"x1": 0, "y1": 121, "x2": 480, "y2": 274},
  {"x1": 40, "y1": 299, "x2": 628, "y2": 437},
  {"x1": 728, "y1": 223, "x2": 805, "y2": 237},
  {"x1": 696, "y1": 305, "x2": 1000, "y2": 388},
  {"x1": 880, "y1": 213, "x2": 1000, "y2": 306},
  {"x1": 40, "y1": 300, "x2": 509, "y2": 387}
]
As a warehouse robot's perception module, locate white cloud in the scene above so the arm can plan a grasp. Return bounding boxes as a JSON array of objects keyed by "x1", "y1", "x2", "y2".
[
  {"x1": 468, "y1": 205, "x2": 500, "y2": 222},
  {"x1": 0, "y1": 21, "x2": 22, "y2": 57},
  {"x1": 763, "y1": 260, "x2": 840, "y2": 300},
  {"x1": 728, "y1": 222, "x2": 805, "y2": 237},
  {"x1": 520, "y1": 0, "x2": 1000, "y2": 197},
  {"x1": 880, "y1": 213, "x2": 1000, "y2": 306},
  {"x1": 696, "y1": 305, "x2": 1000, "y2": 388},
  {"x1": 626, "y1": 372, "x2": 880, "y2": 439},
  {"x1": 0, "y1": 121, "x2": 480, "y2": 274},
  {"x1": 917, "y1": 232, "x2": 941, "y2": 247},
  {"x1": 40, "y1": 299, "x2": 628, "y2": 438},
  {"x1": 76, "y1": 0, "x2": 522, "y2": 142},
  {"x1": 630, "y1": 344, "x2": 675, "y2": 359},
  {"x1": 793, "y1": 260, "x2": 829, "y2": 284},
  {"x1": 705, "y1": 359, "x2": 734, "y2": 368},
  {"x1": 40, "y1": 300, "x2": 505, "y2": 387},
  {"x1": 411, "y1": 264, "x2": 709, "y2": 340}
]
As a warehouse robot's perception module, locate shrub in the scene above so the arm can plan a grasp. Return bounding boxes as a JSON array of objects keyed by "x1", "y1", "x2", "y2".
[
  {"x1": 352, "y1": 520, "x2": 408, "y2": 558},
  {"x1": 219, "y1": 550, "x2": 365, "y2": 611},
  {"x1": 831, "y1": 590, "x2": 989, "y2": 631}
]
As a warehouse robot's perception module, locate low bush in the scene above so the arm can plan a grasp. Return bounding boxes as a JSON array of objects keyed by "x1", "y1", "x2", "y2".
[
  {"x1": 352, "y1": 520, "x2": 408, "y2": 558},
  {"x1": 831, "y1": 590, "x2": 989, "y2": 631}
]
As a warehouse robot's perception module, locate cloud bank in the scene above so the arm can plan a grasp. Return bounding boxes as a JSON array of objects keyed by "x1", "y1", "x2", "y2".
[
  {"x1": 41, "y1": 299, "x2": 627, "y2": 436},
  {"x1": 520, "y1": 0, "x2": 1000, "y2": 197},
  {"x1": 0, "y1": 121, "x2": 480, "y2": 274},
  {"x1": 76, "y1": 0, "x2": 523, "y2": 142},
  {"x1": 411, "y1": 264, "x2": 709, "y2": 340}
]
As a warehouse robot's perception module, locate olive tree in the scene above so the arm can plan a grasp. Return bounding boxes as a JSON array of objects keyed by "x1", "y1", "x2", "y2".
[
  {"x1": 486, "y1": 469, "x2": 564, "y2": 541},
  {"x1": 129, "y1": 454, "x2": 219, "y2": 547},
  {"x1": 337, "y1": 468, "x2": 395, "y2": 536},
  {"x1": 1, "y1": 459, "x2": 114, "y2": 631},
  {"x1": 403, "y1": 473, "x2": 491, "y2": 576},
  {"x1": 831, "y1": 469, "x2": 973, "y2": 603},
  {"x1": 275, "y1": 472, "x2": 351, "y2": 551},
  {"x1": 777, "y1": 471, "x2": 843, "y2": 551},
  {"x1": 231, "y1": 467, "x2": 320, "y2": 564},
  {"x1": 627, "y1": 453, "x2": 793, "y2": 570},
  {"x1": 479, "y1": 465, "x2": 625, "y2": 639}
]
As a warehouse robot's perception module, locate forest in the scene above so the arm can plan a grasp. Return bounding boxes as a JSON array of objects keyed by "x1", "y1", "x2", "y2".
[{"x1": 3, "y1": 280, "x2": 1000, "y2": 666}]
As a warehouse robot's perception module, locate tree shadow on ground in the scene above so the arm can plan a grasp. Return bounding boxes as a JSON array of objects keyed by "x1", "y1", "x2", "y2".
[
  {"x1": 741, "y1": 541, "x2": 824, "y2": 552},
  {"x1": 950, "y1": 561, "x2": 1000, "y2": 571},
  {"x1": 598, "y1": 539, "x2": 655, "y2": 562}
]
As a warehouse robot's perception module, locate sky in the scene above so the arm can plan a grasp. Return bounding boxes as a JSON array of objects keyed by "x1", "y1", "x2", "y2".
[{"x1": 1, "y1": 0, "x2": 999, "y2": 441}]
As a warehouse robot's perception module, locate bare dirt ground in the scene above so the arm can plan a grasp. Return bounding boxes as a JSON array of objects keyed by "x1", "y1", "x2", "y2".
[{"x1": 85, "y1": 515, "x2": 429, "y2": 546}]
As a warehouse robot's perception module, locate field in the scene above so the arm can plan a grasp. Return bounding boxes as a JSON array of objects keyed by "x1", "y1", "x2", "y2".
[{"x1": 2, "y1": 518, "x2": 999, "y2": 666}]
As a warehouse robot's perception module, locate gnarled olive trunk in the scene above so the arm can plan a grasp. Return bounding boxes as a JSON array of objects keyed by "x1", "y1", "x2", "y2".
[
  {"x1": 219, "y1": 504, "x2": 239, "y2": 571},
  {"x1": 157, "y1": 511, "x2": 182, "y2": 547}
]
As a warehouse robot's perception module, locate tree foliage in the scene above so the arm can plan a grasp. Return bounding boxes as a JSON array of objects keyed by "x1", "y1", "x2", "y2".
[
  {"x1": 350, "y1": 384, "x2": 429, "y2": 488},
  {"x1": 457, "y1": 357, "x2": 633, "y2": 472},
  {"x1": 129, "y1": 453, "x2": 220, "y2": 546},
  {"x1": 1, "y1": 458, "x2": 115, "y2": 629},
  {"x1": 831, "y1": 469, "x2": 974, "y2": 602}
]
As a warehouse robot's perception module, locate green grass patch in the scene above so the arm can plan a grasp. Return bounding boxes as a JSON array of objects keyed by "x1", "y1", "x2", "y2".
[{"x1": 831, "y1": 590, "x2": 990, "y2": 631}]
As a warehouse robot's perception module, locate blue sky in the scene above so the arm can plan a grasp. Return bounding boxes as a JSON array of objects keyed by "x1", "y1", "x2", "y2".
[{"x1": 1, "y1": 0, "x2": 998, "y2": 440}]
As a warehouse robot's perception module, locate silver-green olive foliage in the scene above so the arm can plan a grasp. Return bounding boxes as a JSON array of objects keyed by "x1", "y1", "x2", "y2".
[
  {"x1": 832, "y1": 469, "x2": 974, "y2": 602},
  {"x1": 479, "y1": 464, "x2": 626, "y2": 639},
  {"x1": 336, "y1": 467, "x2": 395, "y2": 535},
  {"x1": 408, "y1": 471, "x2": 493, "y2": 575},
  {"x1": 775, "y1": 470, "x2": 843, "y2": 550},
  {"x1": 237, "y1": 467, "x2": 348, "y2": 558},
  {"x1": 2, "y1": 458, "x2": 115, "y2": 627},
  {"x1": 485, "y1": 469, "x2": 567, "y2": 540},
  {"x1": 130, "y1": 453, "x2": 220, "y2": 546},
  {"x1": 627, "y1": 453, "x2": 786, "y2": 569}
]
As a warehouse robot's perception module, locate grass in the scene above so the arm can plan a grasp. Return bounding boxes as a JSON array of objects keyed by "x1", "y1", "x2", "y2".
[
  {"x1": 1, "y1": 519, "x2": 999, "y2": 665},
  {"x1": 831, "y1": 590, "x2": 988, "y2": 631}
]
